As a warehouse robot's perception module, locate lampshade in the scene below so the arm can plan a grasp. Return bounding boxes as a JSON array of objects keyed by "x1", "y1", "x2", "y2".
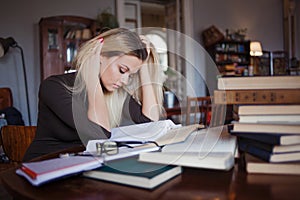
[
  {"x1": 0, "y1": 37, "x2": 17, "y2": 58},
  {"x1": 250, "y1": 41, "x2": 263, "y2": 56}
]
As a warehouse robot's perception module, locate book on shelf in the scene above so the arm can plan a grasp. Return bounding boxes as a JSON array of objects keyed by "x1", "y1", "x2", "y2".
[
  {"x1": 232, "y1": 123, "x2": 300, "y2": 134},
  {"x1": 245, "y1": 153, "x2": 300, "y2": 175},
  {"x1": 16, "y1": 156, "x2": 103, "y2": 186},
  {"x1": 238, "y1": 139, "x2": 300, "y2": 162},
  {"x1": 217, "y1": 75, "x2": 300, "y2": 90},
  {"x1": 214, "y1": 89, "x2": 300, "y2": 104},
  {"x1": 230, "y1": 131, "x2": 300, "y2": 145},
  {"x1": 236, "y1": 105, "x2": 300, "y2": 115},
  {"x1": 139, "y1": 126, "x2": 237, "y2": 171},
  {"x1": 83, "y1": 156, "x2": 182, "y2": 189}
]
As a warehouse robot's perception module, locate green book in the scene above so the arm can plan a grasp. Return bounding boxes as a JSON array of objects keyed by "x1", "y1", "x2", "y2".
[{"x1": 83, "y1": 156, "x2": 182, "y2": 189}]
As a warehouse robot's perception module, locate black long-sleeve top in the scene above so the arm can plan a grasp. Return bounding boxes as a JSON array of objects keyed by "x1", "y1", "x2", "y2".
[{"x1": 23, "y1": 73, "x2": 150, "y2": 161}]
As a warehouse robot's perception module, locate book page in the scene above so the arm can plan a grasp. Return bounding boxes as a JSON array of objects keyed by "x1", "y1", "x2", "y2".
[
  {"x1": 162, "y1": 126, "x2": 237, "y2": 157},
  {"x1": 110, "y1": 120, "x2": 180, "y2": 141},
  {"x1": 156, "y1": 124, "x2": 204, "y2": 146}
]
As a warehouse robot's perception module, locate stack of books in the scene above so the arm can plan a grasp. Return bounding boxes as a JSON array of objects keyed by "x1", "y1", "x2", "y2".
[{"x1": 214, "y1": 75, "x2": 300, "y2": 175}]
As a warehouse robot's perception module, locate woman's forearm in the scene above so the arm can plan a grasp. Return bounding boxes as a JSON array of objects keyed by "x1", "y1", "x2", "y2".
[
  {"x1": 87, "y1": 84, "x2": 111, "y2": 131},
  {"x1": 139, "y1": 66, "x2": 160, "y2": 121}
]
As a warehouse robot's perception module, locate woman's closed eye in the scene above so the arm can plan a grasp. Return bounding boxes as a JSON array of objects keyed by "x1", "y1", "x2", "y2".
[{"x1": 119, "y1": 66, "x2": 129, "y2": 74}]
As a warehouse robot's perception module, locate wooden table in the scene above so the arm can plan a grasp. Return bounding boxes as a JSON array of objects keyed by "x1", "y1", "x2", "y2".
[{"x1": 1, "y1": 155, "x2": 300, "y2": 199}]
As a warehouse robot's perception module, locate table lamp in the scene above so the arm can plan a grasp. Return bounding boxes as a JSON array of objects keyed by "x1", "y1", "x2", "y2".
[
  {"x1": 250, "y1": 41, "x2": 263, "y2": 56},
  {"x1": 249, "y1": 41, "x2": 263, "y2": 75},
  {"x1": 0, "y1": 37, "x2": 31, "y2": 125}
]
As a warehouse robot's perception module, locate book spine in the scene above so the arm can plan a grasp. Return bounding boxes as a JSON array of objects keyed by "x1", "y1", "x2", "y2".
[
  {"x1": 230, "y1": 131, "x2": 281, "y2": 145},
  {"x1": 21, "y1": 166, "x2": 38, "y2": 179},
  {"x1": 238, "y1": 140, "x2": 272, "y2": 162},
  {"x1": 214, "y1": 89, "x2": 300, "y2": 104}
]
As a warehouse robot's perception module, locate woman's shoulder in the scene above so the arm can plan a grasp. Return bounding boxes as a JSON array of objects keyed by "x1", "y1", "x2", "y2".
[{"x1": 42, "y1": 73, "x2": 76, "y2": 86}]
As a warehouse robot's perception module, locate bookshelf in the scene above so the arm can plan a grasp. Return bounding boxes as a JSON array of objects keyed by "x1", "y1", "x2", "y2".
[
  {"x1": 207, "y1": 40, "x2": 250, "y2": 76},
  {"x1": 39, "y1": 16, "x2": 100, "y2": 80}
]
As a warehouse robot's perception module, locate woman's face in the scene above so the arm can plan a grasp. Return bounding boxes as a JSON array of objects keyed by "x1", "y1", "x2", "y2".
[{"x1": 100, "y1": 55, "x2": 143, "y2": 92}]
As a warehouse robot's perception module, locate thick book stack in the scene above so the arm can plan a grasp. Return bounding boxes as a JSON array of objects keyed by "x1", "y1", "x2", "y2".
[{"x1": 214, "y1": 75, "x2": 300, "y2": 175}]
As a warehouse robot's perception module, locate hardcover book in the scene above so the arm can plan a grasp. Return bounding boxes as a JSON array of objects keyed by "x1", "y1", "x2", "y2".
[
  {"x1": 83, "y1": 156, "x2": 182, "y2": 189},
  {"x1": 16, "y1": 156, "x2": 103, "y2": 186},
  {"x1": 214, "y1": 89, "x2": 300, "y2": 104},
  {"x1": 237, "y1": 105, "x2": 300, "y2": 115},
  {"x1": 230, "y1": 131, "x2": 300, "y2": 145},
  {"x1": 238, "y1": 139, "x2": 300, "y2": 162},
  {"x1": 232, "y1": 123, "x2": 300, "y2": 134},
  {"x1": 238, "y1": 137, "x2": 300, "y2": 154},
  {"x1": 238, "y1": 114, "x2": 300, "y2": 124},
  {"x1": 245, "y1": 153, "x2": 300, "y2": 175},
  {"x1": 217, "y1": 76, "x2": 300, "y2": 90}
]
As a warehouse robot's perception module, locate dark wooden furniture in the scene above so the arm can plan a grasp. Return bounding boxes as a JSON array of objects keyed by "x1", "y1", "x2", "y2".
[
  {"x1": 1, "y1": 152, "x2": 300, "y2": 200},
  {"x1": 39, "y1": 16, "x2": 99, "y2": 80},
  {"x1": 207, "y1": 40, "x2": 250, "y2": 76},
  {"x1": 0, "y1": 126, "x2": 36, "y2": 163},
  {"x1": 0, "y1": 88, "x2": 12, "y2": 110}
]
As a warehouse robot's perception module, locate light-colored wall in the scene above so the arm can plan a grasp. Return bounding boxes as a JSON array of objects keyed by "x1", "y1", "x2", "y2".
[
  {"x1": 0, "y1": 0, "x2": 114, "y2": 125},
  {"x1": 296, "y1": 0, "x2": 300, "y2": 59},
  {"x1": 193, "y1": 0, "x2": 284, "y2": 51}
]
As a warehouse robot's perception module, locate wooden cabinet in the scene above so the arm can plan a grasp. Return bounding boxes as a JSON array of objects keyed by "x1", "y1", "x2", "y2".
[
  {"x1": 207, "y1": 40, "x2": 250, "y2": 76},
  {"x1": 39, "y1": 16, "x2": 99, "y2": 80}
]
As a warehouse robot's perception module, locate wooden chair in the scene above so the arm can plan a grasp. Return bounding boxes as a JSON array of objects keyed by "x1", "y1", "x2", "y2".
[
  {"x1": 185, "y1": 96, "x2": 228, "y2": 127},
  {"x1": 0, "y1": 87, "x2": 13, "y2": 110},
  {"x1": 0, "y1": 125, "x2": 36, "y2": 163},
  {"x1": 185, "y1": 96, "x2": 212, "y2": 126}
]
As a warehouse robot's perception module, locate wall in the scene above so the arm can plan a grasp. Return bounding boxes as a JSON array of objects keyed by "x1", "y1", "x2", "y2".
[
  {"x1": 193, "y1": 0, "x2": 284, "y2": 51},
  {"x1": 0, "y1": 0, "x2": 115, "y2": 125},
  {"x1": 296, "y1": 0, "x2": 300, "y2": 60}
]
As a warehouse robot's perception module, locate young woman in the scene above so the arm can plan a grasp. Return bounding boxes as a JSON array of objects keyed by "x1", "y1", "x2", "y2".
[{"x1": 23, "y1": 28, "x2": 165, "y2": 161}]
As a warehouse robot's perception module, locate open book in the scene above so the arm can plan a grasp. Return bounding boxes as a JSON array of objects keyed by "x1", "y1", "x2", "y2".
[
  {"x1": 85, "y1": 120, "x2": 203, "y2": 160},
  {"x1": 139, "y1": 126, "x2": 237, "y2": 170}
]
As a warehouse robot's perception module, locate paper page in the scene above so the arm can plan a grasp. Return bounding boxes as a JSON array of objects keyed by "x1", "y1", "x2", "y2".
[
  {"x1": 110, "y1": 120, "x2": 180, "y2": 141},
  {"x1": 156, "y1": 124, "x2": 204, "y2": 146},
  {"x1": 162, "y1": 126, "x2": 237, "y2": 157}
]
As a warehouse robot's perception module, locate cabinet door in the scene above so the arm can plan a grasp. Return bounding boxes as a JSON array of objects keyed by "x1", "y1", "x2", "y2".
[{"x1": 40, "y1": 23, "x2": 64, "y2": 80}]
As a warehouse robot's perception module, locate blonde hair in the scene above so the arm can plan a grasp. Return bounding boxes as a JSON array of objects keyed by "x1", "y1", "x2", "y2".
[{"x1": 73, "y1": 28, "x2": 164, "y2": 128}]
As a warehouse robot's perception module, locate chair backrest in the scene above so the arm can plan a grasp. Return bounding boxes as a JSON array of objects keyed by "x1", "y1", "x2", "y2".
[
  {"x1": 0, "y1": 88, "x2": 13, "y2": 110},
  {"x1": 0, "y1": 125, "x2": 36, "y2": 162},
  {"x1": 186, "y1": 96, "x2": 212, "y2": 126}
]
